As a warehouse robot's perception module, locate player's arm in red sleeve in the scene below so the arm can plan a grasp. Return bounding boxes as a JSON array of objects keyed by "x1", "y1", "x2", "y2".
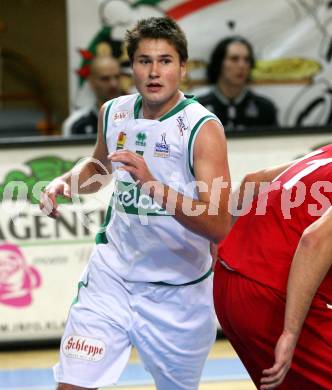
[
  {"x1": 260, "y1": 206, "x2": 332, "y2": 390},
  {"x1": 235, "y1": 161, "x2": 294, "y2": 214}
]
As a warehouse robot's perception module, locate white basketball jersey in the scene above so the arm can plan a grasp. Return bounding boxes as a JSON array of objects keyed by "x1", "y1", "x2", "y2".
[{"x1": 94, "y1": 93, "x2": 221, "y2": 284}]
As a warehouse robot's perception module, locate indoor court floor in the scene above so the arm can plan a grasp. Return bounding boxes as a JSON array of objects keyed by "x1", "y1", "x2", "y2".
[{"x1": 0, "y1": 340, "x2": 256, "y2": 390}]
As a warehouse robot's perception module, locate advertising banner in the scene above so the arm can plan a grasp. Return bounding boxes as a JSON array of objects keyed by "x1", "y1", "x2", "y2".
[{"x1": 0, "y1": 144, "x2": 108, "y2": 342}]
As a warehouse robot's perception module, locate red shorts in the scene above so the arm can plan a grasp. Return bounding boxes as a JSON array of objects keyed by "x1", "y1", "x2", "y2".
[{"x1": 213, "y1": 261, "x2": 332, "y2": 389}]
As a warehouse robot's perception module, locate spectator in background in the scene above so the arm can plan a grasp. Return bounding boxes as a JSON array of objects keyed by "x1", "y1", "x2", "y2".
[
  {"x1": 198, "y1": 36, "x2": 278, "y2": 132},
  {"x1": 62, "y1": 55, "x2": 122, "y2": 136}
]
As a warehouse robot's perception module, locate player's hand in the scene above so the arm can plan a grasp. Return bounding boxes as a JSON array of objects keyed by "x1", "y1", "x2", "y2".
[
  {"x1": 108, "y1": 150, "x2": 155, "y2": 187},
  {"x1": 39, "y1": 178, "x2": 71, "y2": 218},
  {"x1": 260, "y1": 331, "x2": 297, "y2": 389}
]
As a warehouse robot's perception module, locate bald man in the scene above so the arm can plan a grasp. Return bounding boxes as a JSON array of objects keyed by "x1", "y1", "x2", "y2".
[{"x1": 63, "y1": 56, "x2": 122, "y2": 136}]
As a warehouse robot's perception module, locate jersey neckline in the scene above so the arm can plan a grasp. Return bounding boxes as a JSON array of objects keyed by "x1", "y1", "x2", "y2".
[{"x1": 134, "y1": 94, "x2": 197, "y2": 121}]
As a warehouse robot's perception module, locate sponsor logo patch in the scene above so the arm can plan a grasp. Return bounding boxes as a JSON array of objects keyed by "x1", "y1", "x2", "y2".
[
  {"x1": 63, "y1": 335, "x2": 106, "y2": 361},
  {"x1": 113, "y1": 111, "x2": 128, "y2": 122},
  {"x1": 116, "y1": 131, "x2": 127, "y2": 150},
  {"x1": 154, "y1": 133, "x2": 170, "y2": 158},
  {"x1": 135, "y1": 132, "x2": 147, "y2": 147},
  {"x1": 135, "y1": 132, "x2": 147, "y2": 155},
  {"x1": 176, "y1": 115, "x2": 188, "y2": 136}
]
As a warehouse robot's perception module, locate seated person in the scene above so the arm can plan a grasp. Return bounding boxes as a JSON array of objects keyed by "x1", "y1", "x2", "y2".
[
  {"x1": 198, "y1": 36, "x2": 278, "y2": 132},
  {"x1": 62, "y1": 56, "x2": 122, "y2": 136}
]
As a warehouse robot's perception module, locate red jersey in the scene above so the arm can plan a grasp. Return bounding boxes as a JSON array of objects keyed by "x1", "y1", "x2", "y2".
[{"x1": 219, "y1": 144, "x2": 332, "y2": 301}]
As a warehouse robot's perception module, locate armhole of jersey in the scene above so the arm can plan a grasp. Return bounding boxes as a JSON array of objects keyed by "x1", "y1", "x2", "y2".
[
  {"x1": 188, "y1": 115, "x2": 220, "y2": 177},
  {"x1": 103, "y1": 99, "x2": 116, "y2": 142}
]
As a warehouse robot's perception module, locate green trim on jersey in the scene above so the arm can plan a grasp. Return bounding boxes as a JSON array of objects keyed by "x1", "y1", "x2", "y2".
[
  {"x1": 188, "y1": 115, "x2": 218, "y2": 177},
  {"x1": 95, "y1": 201, "x2": 113, "y2": 244},
  {"x1": 72, "y1": 274, "x2": 89, "y2": 305},
  {"x1": 159, "y1": 97, "x2": 196, "y2": 121},
  {"x1": 133, "y1": 94, "x2": 197, "y2": 121},
  {"x1": 151, "y1": 267, "x2": 212, "y2": 286},
  {"x1": 134, "y1": 95, "x2": 143, "y2": 119},
  {"x1": 103, "y1": 99, "x2": 115, "y2": 142}
]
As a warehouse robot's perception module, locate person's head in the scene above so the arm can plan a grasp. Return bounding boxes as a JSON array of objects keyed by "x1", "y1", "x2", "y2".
[
  {"x1": 125, "y1": 17, "x2": 188, "y2": 65},
  {"x1": 89, "y1": 56, "x2": 121, "y2": 105},
  {"x1": 125, "y1": 17, "x2": 188, "y2": 111},
  {"x1": 207, "y1": 36, "x2": 255, "y2": 88}
]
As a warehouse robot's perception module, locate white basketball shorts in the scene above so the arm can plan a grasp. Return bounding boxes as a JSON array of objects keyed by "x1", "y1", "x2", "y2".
[{"x1": 53, "y1": 251, "x2": 216, "y2": 389}]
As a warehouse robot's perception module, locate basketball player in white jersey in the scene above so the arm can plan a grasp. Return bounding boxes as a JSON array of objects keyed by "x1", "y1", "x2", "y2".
[{"x1": 40, "y1": 17, "x2": 231, "y2": 390}]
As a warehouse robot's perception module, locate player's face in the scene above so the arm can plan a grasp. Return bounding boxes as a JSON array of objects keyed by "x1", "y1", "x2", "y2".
[
  {"x1": 220, "y1": 42, "x2": 251, "y2": 87},
  {"x1": 132, "y1": 38, "x2": 186, "y2": 113},
  {"x1": 90, "y1": 61, "x2": 121, "y2": 103}
]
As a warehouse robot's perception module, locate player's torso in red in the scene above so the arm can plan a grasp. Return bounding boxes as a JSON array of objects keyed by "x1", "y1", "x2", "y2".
[{"x1": 219, "y1": 144, "x2": 332, "y2": 300}]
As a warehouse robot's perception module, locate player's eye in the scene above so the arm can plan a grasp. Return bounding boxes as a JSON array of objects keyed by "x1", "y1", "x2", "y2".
[{"x1": 139, "y1": 59, "x2": 151, "y2": 64}]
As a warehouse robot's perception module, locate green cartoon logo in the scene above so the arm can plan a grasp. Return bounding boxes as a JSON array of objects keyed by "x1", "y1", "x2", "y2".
[{"x1": 0, "y1": 156, "x2": 78, "y2": 204}]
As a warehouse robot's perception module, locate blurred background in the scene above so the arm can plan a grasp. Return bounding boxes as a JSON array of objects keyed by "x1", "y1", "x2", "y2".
[{"x1": 2, "y1": 0, "x2": 332, "y2": 136}]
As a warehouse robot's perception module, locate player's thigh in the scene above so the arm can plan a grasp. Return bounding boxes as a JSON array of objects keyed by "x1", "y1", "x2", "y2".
[
  {"x1": 214, "y1": 264, "x2": 285, "y2": 385},
  {"x1": 54, "y1": 304, "x2": 132, "y2": 388},
  {"x1": 133, "y1": 278, "x2": 216, "y2": 390},
  {"x1": 285, "y1": 300, "x2": 332, "y2": 389},
  {"x1": 57, "y1": 384, "x2": 96, "y2": 390},
  {"x1": 54, "y1": 261, "x2": 133, "y2": 388}
]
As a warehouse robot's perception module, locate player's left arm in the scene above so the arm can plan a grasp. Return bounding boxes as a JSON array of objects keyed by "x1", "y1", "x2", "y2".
[
  {"x1": 260, "y1": 206, "x2": 332, "y2": 390},
  {"x1": 109, "y1": 120, "x2": 232, "y2": 243},
  {"x1": 187, "y1": 119, "x2": 232, "y2": 242}
]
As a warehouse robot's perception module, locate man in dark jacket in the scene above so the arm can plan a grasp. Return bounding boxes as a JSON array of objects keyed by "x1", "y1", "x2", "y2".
[{"x1": 199, "y1": 36, "x2": 278, "y2": 132}]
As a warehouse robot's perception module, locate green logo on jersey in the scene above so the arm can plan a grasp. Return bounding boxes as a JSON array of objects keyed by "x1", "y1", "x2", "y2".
[
  {"x1": 113, "y1": 181, "x2": 168, "y2": 216},
  {"x1": 135, "y1": 132, "x2": 147, "y2": 147}
]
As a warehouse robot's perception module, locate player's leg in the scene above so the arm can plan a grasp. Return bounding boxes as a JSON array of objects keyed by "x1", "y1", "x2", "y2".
[
  {"x1": 213, "y1": 262, "x2": 283, "y2": 386},
  {"x1": 284, "y1": 296, "x2": 332, "y2": 389},
  {"x1": 54, "y1": 255, "x2": 133, "y2": 389},
  {"x1": 131, "y1": 276, "x2": 216, "y2": 390},
  {"x1": 214, "y1": 262, "x2": 332, "y2": 388},
  {"x1": 57, "y1": 384, "x2": 96, "y2": 390}
]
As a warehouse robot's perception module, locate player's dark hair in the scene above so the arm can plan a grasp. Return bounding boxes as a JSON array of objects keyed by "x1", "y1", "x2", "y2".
[
  {"x1": 207, "y1": 36, "x2": 255, "y2": 84},
  {"x1": 125, "y1": 17, "x2": 188, "y2": 64}
]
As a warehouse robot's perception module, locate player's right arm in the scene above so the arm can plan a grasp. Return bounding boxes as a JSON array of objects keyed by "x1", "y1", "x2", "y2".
[
  {"x1": 236, "y1": 161, "x2": 294, "y2": 211},
  {"x1": 40, "y1": 104, "x2": 112, "y2": 218},
  {"x1": 260, "y1": 206, "x2": 332, "y2": 389}
]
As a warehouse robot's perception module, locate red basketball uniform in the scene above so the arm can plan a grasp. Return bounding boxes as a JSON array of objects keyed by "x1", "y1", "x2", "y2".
[{"x1": 215, "y1": 144, "x2": 332, "y2": 389}]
